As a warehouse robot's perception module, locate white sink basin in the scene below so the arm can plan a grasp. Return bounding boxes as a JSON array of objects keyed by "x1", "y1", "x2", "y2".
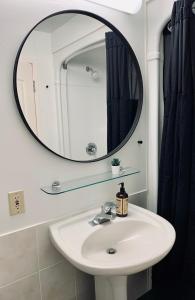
[{"x1": 50, "y1": 204, "x2": 175, "y2": 276}]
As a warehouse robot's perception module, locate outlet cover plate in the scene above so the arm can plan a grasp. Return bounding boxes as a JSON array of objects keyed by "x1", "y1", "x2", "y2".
[{"x1": 8, "y1": 190, "x2": 25, "y2": 216}]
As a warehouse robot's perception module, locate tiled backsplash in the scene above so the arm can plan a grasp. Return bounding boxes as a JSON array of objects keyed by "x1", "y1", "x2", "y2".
[{"x1": 0, "y1": 221, "x2": 95, "y2": 300}]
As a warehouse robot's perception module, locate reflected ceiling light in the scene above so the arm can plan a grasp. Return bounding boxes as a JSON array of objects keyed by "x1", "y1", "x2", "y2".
[{"x1": 85, "y1": 0, "x2": 142, "y2": 14}]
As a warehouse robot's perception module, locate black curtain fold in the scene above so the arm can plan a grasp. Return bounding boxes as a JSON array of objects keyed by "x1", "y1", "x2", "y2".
[
  {"x1": 105, "y1": 32, "x2": 138, "y2": 153},
  {"x1": 153, "y1": 0, "x2": 195, "y2": 298}
]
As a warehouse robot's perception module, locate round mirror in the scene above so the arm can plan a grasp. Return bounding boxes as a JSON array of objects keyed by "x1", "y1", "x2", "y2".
[{"x1": 14, "y1": 10, "x2": 143, "y2": 162}]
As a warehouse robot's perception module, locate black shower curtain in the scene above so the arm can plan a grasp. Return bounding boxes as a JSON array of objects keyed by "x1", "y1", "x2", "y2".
[
  {"x1": 105, "y1": 32, "x2": 138, "y2": 153},
  {"x1": 152, "y1": 1, "x2": 195, "y2": 299}
]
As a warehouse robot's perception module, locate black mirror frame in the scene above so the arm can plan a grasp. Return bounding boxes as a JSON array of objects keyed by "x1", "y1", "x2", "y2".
[{"x1": 13, "y1": 9, "x2": 143, "y2": 163}]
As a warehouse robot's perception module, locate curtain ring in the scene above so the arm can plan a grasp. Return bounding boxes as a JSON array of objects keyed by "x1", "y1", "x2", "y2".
[
  {"x1": 167, "y1": 21, "x2": 172, "y2": 32},
  {"x1": 192, "y1": 1, "x2": 195, "y2": 15}
]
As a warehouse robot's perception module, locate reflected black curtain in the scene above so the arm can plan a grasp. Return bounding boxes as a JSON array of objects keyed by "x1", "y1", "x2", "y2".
[
  {"x1": 105, "y1": 32, "x2": 138, "y2": 152},
  {"x1": 151, "y1": 1, "x2": 195, "y2": 299}
]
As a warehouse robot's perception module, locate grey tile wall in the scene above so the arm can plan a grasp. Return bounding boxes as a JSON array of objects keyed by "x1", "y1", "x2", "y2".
[
  {"x1": 0, "y1": 228, "x2": 38, "y2": 286},
  {"x1": 0, "y1": 274, "x2": 41, "y2": 300},
  {"x1": 0, "y1": 222, "x2": 95, "y2": 300},
  {"x1": 40, "y1": 261, "x2": 76, "y2": 300}
]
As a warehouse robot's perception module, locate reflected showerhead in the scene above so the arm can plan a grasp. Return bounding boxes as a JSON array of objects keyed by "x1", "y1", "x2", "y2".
[{"x1": 86, "y1": 66, "x2": 99, "y2": 80}]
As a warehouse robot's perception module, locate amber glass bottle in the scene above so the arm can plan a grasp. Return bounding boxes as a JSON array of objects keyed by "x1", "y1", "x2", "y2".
[{"x1": 116, "y1": 182, "x2": 128, "y2": 217}]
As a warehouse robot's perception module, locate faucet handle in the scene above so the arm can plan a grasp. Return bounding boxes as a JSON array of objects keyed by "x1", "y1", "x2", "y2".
[{"x1": 102, "y1": 202, "x2": 116, "y2": 218}]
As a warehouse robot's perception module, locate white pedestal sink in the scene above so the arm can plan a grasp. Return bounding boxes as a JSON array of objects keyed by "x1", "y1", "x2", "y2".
[
  {"x1": 50, "y1": 204, "x2": 175, "y2": 300},
  {"x1": 95, "y1": 275, "x2": 127, "y2": 300}
]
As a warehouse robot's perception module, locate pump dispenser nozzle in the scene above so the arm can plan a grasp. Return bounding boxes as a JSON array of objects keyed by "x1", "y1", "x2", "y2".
[{"x1": 119, "y1": 182, "x2": 125, "y2": 193}]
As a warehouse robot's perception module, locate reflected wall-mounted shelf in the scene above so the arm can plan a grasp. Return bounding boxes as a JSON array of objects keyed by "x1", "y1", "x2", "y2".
[{"x1": 41, "y1": 167, "x2": 140, "y2": 195}]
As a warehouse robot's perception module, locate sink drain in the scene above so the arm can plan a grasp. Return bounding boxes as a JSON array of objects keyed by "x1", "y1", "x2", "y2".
[{"x1": 106, "y1": 248, "x2": 117, "y2": 255}]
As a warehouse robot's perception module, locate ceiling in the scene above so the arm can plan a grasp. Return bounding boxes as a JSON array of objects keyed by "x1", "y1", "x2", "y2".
[
  {"x1": 36, "y1": 14, "x2": 75, "y2": 33},
  {"x1": 84, "y1": 0, "x2": 142, "y2": 14}
]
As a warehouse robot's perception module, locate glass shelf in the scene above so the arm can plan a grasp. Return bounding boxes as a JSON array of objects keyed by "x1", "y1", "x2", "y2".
[{"x1": 41, "y1": 167, "x2": 140, "y2": 195}]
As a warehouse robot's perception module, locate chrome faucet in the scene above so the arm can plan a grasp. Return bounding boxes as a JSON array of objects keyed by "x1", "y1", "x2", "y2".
[{"x1": 89, "y1": 202, "x2": 116, "y2": 226}]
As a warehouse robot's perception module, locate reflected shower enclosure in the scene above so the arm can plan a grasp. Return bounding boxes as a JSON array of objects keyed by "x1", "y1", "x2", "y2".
[{"x1": 60, "y1": 41, "x2": 107, "y2": 160}]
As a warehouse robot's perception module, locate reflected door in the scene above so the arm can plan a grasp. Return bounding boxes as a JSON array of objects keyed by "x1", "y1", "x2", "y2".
[{"x1": 17, "y1": 61, "x2": 38, "y2": 134}]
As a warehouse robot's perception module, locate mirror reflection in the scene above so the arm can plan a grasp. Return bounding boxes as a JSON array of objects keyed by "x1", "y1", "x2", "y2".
[{"x1": 15, "y1": 12, "x2": 142, "y2": 161}]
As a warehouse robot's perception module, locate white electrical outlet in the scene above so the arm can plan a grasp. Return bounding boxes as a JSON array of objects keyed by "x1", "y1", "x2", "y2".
[{"x1": 8, "y1": 191, "x2": 25, "y2": 216}]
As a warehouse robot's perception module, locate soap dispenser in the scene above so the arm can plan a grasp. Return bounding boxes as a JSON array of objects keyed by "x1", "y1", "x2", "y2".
[{"x1": 116, "y1": 182, "x2": 128, "y2": 217}]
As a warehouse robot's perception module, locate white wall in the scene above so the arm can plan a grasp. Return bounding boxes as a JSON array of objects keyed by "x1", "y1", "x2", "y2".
[{"x1": 0, "y1": 0, "x2": 146, "y2": 237}]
